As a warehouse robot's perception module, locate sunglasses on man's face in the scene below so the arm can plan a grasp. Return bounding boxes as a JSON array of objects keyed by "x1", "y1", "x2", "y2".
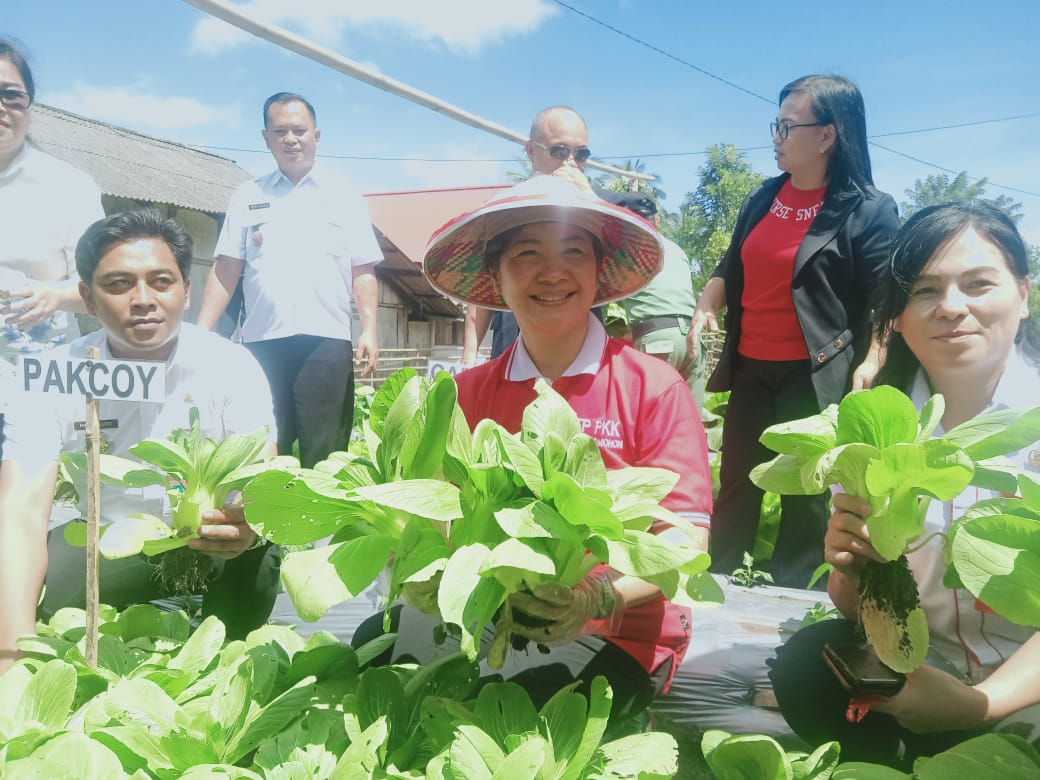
[
  {"x1": 0, "y1": 88, "x2": 32, "y2": 111},
  {"x1": 531, "y1": 139, "x2": 592, "y2": 163}
]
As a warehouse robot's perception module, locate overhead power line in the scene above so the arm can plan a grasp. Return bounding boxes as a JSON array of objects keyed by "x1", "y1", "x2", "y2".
[
  {"x1": 181, "y1": 0, "x2": 651, "y2": 181},
  {"x1": 552, "y1": 0, "x2": 1039, "y2": 198}
]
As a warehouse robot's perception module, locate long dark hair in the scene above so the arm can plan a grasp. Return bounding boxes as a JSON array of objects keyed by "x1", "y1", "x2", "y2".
[
  {"x1": 874, "y1": 201, "x2": 1038, "y2": 388},
  {"x1": 0, "y1": 37, "x2": 35, "y2": 101},
  {"x1": 780, "y1": 74, "x2": 873, "y2": 190}
]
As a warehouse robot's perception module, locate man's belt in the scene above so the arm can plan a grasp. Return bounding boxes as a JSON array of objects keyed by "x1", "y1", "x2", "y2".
[{"x1": 631, "y1": 316, "x2": 689, "y2": 341}]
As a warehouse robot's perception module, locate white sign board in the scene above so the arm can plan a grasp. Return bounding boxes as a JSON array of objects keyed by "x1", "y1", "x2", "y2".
[
  {"x1": 426, "y1": 359, "x2": 468, "y2": 379},
  {"x1": 20, "y1": 356, "x2": 166, "y2": 403}
]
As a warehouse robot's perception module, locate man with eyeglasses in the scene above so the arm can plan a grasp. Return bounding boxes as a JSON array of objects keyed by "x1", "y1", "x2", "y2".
[{"x1": 461, "y1": 106, "x2": 594, "y2": 365}]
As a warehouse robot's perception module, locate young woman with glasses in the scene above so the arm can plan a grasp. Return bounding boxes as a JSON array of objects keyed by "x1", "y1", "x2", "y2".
[
  {"x1": 0, "y1": 38, "x2": 104, "y2": 371},
  {"x1": 688, "y1": 74, "x2": 900, "y2": 588}
]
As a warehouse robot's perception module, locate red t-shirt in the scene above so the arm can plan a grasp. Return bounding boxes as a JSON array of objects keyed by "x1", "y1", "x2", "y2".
[
  {"x1": 738, "y1": 179, "x2": 826, "y2": 360},
  {"x1": 455, "y1": 338, "x2": 713, "y2": 685}
]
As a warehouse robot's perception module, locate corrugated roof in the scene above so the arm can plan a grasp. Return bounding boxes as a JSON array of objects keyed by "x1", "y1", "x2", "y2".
[{"x1": 28, "y1": 105, "x2": 251, "y2": 214}]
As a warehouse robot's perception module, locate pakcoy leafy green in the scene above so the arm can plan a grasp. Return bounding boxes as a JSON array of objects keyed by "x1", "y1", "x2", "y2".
[
  {"x1": 63, "y1": 407, "x2": 271, "y2": 560},
  {"x1": 750, "y1": 386, "x2": 1040, "y2": 672},
  {"x1": 241, "y1": 369, "x2": 720, "y2": 665},
  {"x1": 1, "y1": 605, "x2": 680, "y2": 778}
]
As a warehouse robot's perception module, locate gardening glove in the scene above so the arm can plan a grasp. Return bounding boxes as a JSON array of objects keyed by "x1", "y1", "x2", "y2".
[
  {"x1": 400, "y1": 571, "x2": 442, "y2": 617},
  {"x1": 509, "y1": 572, "x2": 620, "y2": 645}
]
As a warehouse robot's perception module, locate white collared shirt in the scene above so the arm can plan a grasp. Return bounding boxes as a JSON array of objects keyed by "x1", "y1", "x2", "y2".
[
  {"x1": 215, "y1": 164, "x2": 382, "y2": 343},
  {"x1": 907, "y1": 348, "x2": 1039, "y2": 680},
  {"x1": 0, "y1": 142, "x2": 104, "y2": 368},
  {"x1": 504, "y1": 313, "x2": 606, "y2": 381},
  {"x1": 4, "y1": 323, "x2": 276, "y2": 529}
]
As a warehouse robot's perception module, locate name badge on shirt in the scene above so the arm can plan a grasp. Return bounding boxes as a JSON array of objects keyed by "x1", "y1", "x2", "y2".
[{"x1": 248, "y1": 202, "x2": 271, "y2": 211}]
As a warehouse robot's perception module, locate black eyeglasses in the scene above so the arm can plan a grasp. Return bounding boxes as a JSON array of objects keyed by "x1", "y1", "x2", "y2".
[
  {"x1": 770, "y1": 121, "x2": 824, "y2": 140},
  {"x1": 0, "y1": 88, "x2": 32, "y2": 111},
  {"x1": 531, "y1": 140, "x2": 592, "y2": 163}
]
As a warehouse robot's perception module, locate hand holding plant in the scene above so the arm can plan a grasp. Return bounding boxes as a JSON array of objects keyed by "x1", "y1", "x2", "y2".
[{"x1": 509, "y1": 571, "x2": 620, "y2": 645}]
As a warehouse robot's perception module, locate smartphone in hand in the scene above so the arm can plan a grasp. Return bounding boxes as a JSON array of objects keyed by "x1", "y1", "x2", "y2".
[{"x1": 823, "y1": 641, "x2": 906, "y2": 697}]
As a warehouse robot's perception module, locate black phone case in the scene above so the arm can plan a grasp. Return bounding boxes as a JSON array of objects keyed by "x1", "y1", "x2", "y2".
[{"x1": 822, "y1": 641, "x2": 906, "y2": 697}]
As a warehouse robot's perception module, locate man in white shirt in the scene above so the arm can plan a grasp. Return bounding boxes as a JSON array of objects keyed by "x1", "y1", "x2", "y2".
[
  {"x1": 0, "y1": 209, "x2": 278, "y2": 673},
  {"x1": 196, "y1": 91, "x2": 381, "y2": 468}
]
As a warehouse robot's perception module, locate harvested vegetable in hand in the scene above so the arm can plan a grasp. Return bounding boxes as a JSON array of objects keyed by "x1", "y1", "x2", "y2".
[
  {"x1": 63, "y1": 407, "x2": 269, "y2": 566},
  {"x1": 241, "y1": 369, "x2": 720, "y2": 667},
  {"x1": 752, "y1": 386, "x2": 1040, "y2": 672}
]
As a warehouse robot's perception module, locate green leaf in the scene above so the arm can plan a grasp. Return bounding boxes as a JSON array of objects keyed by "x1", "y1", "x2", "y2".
[
  {"x1": 701, "y1": 730, "x2": 790, "y2": 780},
  {"x1": 564, "y1": 434, "x2": 608, "y2": 490},
  {"x1": 601, "y1": 530, "x2": 701, "y2": 577},
  {"x1": 951, "y1": 512, "x2": 1040, "y2": 626},
  {"x1": 751, "y1": 454, "x2": 819, "y2": 495},
  {"x1": 481, "y1": 538, "x2": 556, "y2": 578},
  {"x1": 330, "y1": 715, "x2": 389, "y2": 777},
  {"x1": 605, "y1": 466, "x2": 679, "y2": 506},
  {"x1": 439, "y1": 544, "x2": 506, "y2": 659},
  {"x1": 99, "y1": 513, "x2": 177, "y2": 559},
  {"x1": 353, "y1": 480, "x2": 463, "y2": 522},
  {"x1": 832, "y1": 762, "x2": 910, "y2": 778},
  {"x1": 913, "y1": 732, "x2": 1040, "y2": 779},
  {"x1": 281, "y1": 544, "x2": 360, "y2": 621},
  {"x1": 545, "y1": 473, "x2": 624, "y2": 539},
  {"x1": 242, "y1": 468, "x2": 356, "y2": 545},
  {"x1": 369, "y1": 367, "x2": 418, "y2": 437},
  {"x1": 492, "y1": 736, "x2": 548, "y2": 779},
  {"x1": 971, "y1": 457, "x2": 1028, "y2": 494},
  {"x1": 377, "y1": 374, "x2": 424, "y2": 477},
  {"x1": 13, "y1": 658, "x2": 77, "y2": 734},
  {"x1": 496, "y1": 429, "x2": 546, "y2": 497},
  {"x1": 169, "y1": 615, "x2": 226, "y2": 676},
  {"x1": 945, "y1": 407, "x2": 1040, "y2": 461},
  {"x1": 225, "y1": 675, "x2": 316, "y2": 763},
  {"x1": 474, "y1": 682, "x2": 540, "y2": 747},
  {"x1": 588, "y1": 731, "x2": 678, "y2": 778},
  {"x1": 759, "y1": 411, "x2": 838, "y2": 457},
  {"x1": 129, "y1": 438, "x2": 198, "y2": 484},
  {"x1": 1020, "y1": 472, "x2": 1040, "y2": 511},
  {"x1": 399, "y1": 372, "x2": 457, "y2": 480},
  {"x1": 521, "y1": 380, "x2": 581, "y2": 453},
  {"x1": 539, "y1": 683, "x2": 586, "y2": 764},
  {"x1": 448, "y1": 724, "x2": 505, "y2": 778},
  {"x1": 915, "y1": 394, "x2": 945, "y2": 443},
  {"x1": 329, "y1": 534, "x2": 394, "y2": 599},
  {"x1": 356, "y1": 667, "x2": 408, "y2": 752},
  {"x1": 114, "y1": 604, "x2": 191, "y2": 643},
  {"x1": 789, "y1": 740, "x2": 841, "y2": 779},
  {"x1": 4, "y1": 732, "x2": 128, "y2": 779},
  {"x1": 558, "y1": 676, "x2": 611, "y2": 780},
  {"x1": 837, "y1": 386, "x2": 919, "y2": 448}
]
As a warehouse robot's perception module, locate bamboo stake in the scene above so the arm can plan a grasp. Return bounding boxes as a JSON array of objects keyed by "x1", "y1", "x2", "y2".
[{"x1": 84, "y1": 346, "x2": 101, "y2": 668}]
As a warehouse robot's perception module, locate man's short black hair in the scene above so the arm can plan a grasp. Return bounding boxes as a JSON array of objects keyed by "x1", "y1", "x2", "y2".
[
  {"x1": 75, "y1": 209, "x2": 193, "y2": 284},
  {"x1": 263, "y1": 92, "x2": 317, "y2": 127}
]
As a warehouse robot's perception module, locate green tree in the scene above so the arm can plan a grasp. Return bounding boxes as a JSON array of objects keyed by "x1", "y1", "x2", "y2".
[
  {"x1": 593, "y1": 158, "x2": 667, "y2": 202},
  {"x1": 901, "y1": 172, "x2": 1024, "y2": 223},
  {"x1": 661, "y1": 144, "x2": 764, "y2": 294}
]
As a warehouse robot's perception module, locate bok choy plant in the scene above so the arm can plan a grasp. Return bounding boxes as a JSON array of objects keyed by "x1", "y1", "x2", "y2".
[
  {"x1": 240, "y1": 368, "x2": 720, "y2": 667},
  {"x1": 62, "y1": 407, "x2": 270, "y2": 595},
  {"x1": 751, "y1": 385, "x2": 1040, "y2": 672}
]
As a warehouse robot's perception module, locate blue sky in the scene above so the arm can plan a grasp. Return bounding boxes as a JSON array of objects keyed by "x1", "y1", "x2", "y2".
[{"x1": 8, "y1": 1, "x2": 1040, "y2": 244}]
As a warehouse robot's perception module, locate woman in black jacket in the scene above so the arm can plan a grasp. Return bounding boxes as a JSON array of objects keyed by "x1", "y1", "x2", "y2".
[{"x1": 689, "y1": 74, "x2": 900, "y2": 587}]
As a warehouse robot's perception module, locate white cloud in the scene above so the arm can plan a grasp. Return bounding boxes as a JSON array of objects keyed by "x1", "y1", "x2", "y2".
[
  {"x1": 189, "y1": 0, "x2": 558, "y2": 56},
  {"x1": 46, "y1": 84, "x2": 241, "y2": 132}
]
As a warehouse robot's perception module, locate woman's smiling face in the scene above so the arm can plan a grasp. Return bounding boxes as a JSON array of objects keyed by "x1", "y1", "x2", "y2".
[
  {"x1": 895, "y1": 227, "x2": 1029, "y2": 380},
  {"x1": 491, "y1": 221, "x2": 599, "y2": 337}
]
